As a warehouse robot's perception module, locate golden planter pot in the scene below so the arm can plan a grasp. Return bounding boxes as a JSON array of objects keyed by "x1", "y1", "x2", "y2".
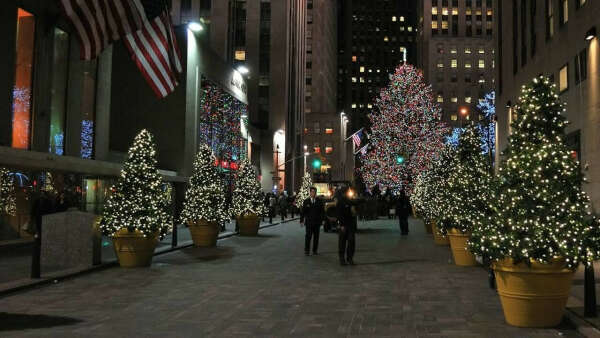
[
  {"x1": 492, "y1": 258, "x2": 574, "y2": 328},
  {"x1": 112, "y1": 229, "x2": 158, "y2": 268},
  {"x1": 237, "y1": 213, "x2": 260, "y2": 236},
  {"x1": 447, "y1": 228, "x2": 478, "y2": 266},
  {"x1": 432, "y1": 226, "x2": 449, "y2": 246},
  {"x1": 188, "y1": 220, "x2": 219, "y2": 247}
]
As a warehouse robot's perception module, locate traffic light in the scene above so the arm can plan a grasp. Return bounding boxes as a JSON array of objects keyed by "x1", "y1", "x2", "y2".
[
  {"x1": 312, "y1": 158, "x2": 322, "y2": 169},
  {"x1": 396, "y1": 156, "x2": 405, "y2": 164}
]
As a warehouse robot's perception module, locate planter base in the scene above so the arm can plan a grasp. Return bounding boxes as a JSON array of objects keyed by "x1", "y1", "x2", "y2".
[
  {"x1": 112, "y1": 229, "x2": 158, "y2": 268},
  {"x1": 189, "y1": 220, "x2": 219, "y2": 247},
  {"x1": 433, "y1": 229, "x2": 449, "y2": 246},
  {"x1": 493, "y1": 259, "x2": 574, "y2": 327},
  {"x1": 424, "y1": 222, "x2": 433, "y2": 234},
  {"x1": 447, "y1": 229, "x2": 477, "y2": 266},
  {"x1": 237, "y1": 214, "x2": 260, "y2": 236}
]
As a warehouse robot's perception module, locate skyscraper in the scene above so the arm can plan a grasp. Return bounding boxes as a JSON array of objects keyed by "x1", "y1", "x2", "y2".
[{"x1": 417, "y1": 0, "x2": 496, "y2": 127}]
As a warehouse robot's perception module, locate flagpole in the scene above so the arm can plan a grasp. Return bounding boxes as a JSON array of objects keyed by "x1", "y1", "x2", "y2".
[{"x1": 345, "y1": 127, "x2": 364, "y2": 142}]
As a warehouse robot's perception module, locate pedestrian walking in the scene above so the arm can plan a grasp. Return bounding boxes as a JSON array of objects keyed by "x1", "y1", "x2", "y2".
[
  {"x1": 300, "y1": 187, "x2": 325, "y2": 256},
  {"x1": 337, "y1": 187, "x2": 357, "y2": 266},
  {"x1": 396, "y1": 189, "x2": 411, "y2": 235},
  {"x1": 279, "y1": 192, "x2": 288, "y2": 221},
  {"x1": 269, "y1": 193, "x2": 277, "y2": 223}
]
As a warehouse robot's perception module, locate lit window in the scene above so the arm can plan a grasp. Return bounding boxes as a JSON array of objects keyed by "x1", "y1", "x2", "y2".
[
  {"x1": 352, "y1": 103, "x2": 357, "y2": 108},
  {"x1": 478, "y1": 77, "x2": 486, "y2": 83},
  {"x1": 325, "y1": 143, "x2": 333, "y2": 154},
  {"x1": 437, "y1": 60, "x2": 444, "y2": 68},
  {"x1": 478, "y1": 48, "x2": 485, "y2": 54},
  {"x1": 450, "y1": 47, "x2": 457, "y2": 54},
  {"x1": 432, "y1": 21, "x2": 438, "y2": 29},
  {"x1": 442, "y1": 7, "x2": 449, "y2": 15},
  {"x1": 352, "y1": 55, "x2": 357, "y2": 62},
  {"x1": 352, "y1": 77, "x2": 357, "y2": 83},
  {"x1": 478, "y1": 59, "x2": 485, "y2": 68},
  {"x1": 392, "y1": 16, "x2": 397, "y2": 22},
  {"x1": 441, "y1": 21, "x2": 448, "y2": 29},
  {"x1": 437, "y1": 95, "x2": 444, "y2": 103},
  {"x1": 452, "y1": 8, "x2": 458, "y2": 15},
  {"x1": 432, "y1": 7, "x2": 438, "y2": 15},
  {"x1": 465, "y1": 47, "x2": 471, "y2": 54},
  {"x1": 451, "y1": 59, "x2": 457, "y2": 68},
  {"x1": 359, "y1": 77, "x2": 364, "y2": 83},
  {"x1": 12, "y1": 8, "x2": 36, "y2": 150},
  {"x1": 559, "y1": 64, "x2": 569, "y2": 92},
  {"x1": 325, "y1": 128, "x2": 334, "y2": 134},
  {"x1": 561, "y1": 0, "x2": 568, "y2": 24},
  {"x1": 465, "y1": 61, "x2": 472, "y2": 68},
  {"x1": 451, "y1": 115, "x2": 458, "y2": 121},
  {"x1": 235, "y1": 50, "x2": 246, "y2": 61},
  {"x1": 465, "y1": 96, "x2": 472, "y2": 103},
  {"x1": 314, "y1": 143, "x2": 320, "y2": 153},
  {"x1": 487, "y1": 9, "x2": 493, "y2": 16},
  {"x1": 466, "y1": 8, "x2": 472, "y2": 15},
  {"x1": 451, "y1": 97, "x2": 458, "y2": 103},
  {"x1": 359, "y1": 104, "x2": 364, "y2": 108},
  {"x1": 360, "y1": 66, "x2": 365, "y2": 72},
  {"x1": 367, "y1": 103, "x2": 372, "y2": 108},
  {"x1": 400, "y1": 16, "x2": 405, "y2": 22},
  {"x1": 383, "y1": 36, "x2": 389, "y2": 42},
  {"x1": 408, "y1": 26, "x2": 413, "y2": 32}
]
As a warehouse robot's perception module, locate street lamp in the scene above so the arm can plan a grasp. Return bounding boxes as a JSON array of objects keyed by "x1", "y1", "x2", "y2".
[
  {"x1": 187, "y1": 21, "x2": 203, "y2": 32},
  {"x1": 459, "y1": 107, "x2": 469, "y2": 127},
  {"x1": 585, "y1": 26, "x2": 596, "y2": 41}
]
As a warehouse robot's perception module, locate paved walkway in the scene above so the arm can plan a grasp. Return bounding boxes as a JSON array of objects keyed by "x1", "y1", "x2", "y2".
[{"x1": 0, "y1": 218, "x2": 580, "y2": 337}]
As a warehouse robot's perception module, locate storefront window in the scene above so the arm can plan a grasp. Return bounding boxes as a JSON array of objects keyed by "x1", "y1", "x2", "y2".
[
  {"x1": 49, "y1": 28, "x2": 69, "y2": 156},
  {"x1": 81, "y1": 60, "x2": 97, "y2": 159},
  {"x1": 11, "y1": 9, "x2": 36, "y2": 150}
]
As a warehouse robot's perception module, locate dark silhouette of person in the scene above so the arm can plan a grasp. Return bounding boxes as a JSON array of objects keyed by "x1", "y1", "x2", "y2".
[
  {"x1": 396, "y1": 189, "x2": 411, "y2": 235},
  {"x1": 337, "y1": 186, "x2": 357, "y2": 265},
  {"x1": 300, "y1": 187, "x2": 324, "y2": 255}
]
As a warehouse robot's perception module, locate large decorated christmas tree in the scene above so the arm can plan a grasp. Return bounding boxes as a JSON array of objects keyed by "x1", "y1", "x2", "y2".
[
  {"x1": 470, "y1": 76, "x2": 600, "y2": 267},
  {"x1": 295, "y1": 171, "x2": 313, "y2": 208},
  {"x1": 100, "y1": 130, "x2": 172, "y2": 238},
  {"x1": 231, "y1": 159, "x2": 267, "y2": 217},
  {"x1": 0, "y1": 168, "x2": 16, "y2": 216},
  {"x1": 359, "y1": 64, "x2": 448, "y2": 194},
  {"x1": 180, "y1": 144, "x2": 229, "y2": 225},
  {"x1": 439, "y1": 124, "x2": 495, "y2": 234}
]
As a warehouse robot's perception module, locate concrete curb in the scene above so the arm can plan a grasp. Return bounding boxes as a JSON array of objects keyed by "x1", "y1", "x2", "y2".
[
  {"x1": 0, "y1": 218, "x2": 298, "y2": 299},
  {"x1": 565, "y1": 309, "x2": 600, "y2": 338}
]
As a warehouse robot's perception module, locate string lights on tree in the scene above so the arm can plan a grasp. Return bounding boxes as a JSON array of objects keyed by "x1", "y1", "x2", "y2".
[
  {"x1": 180, "y1": 144, "x2": 229, "y2": 225},
  {"x1": 100, "y1": 130, "x2": 173, "y2": 239},
  {"x1": 0, "y1": 167, "x2": 17, "y2": 216},
  {"x1": 469, "y1": 76, "x2": 600, "y2": 268},
  {"x1": 231, "y1": 159, "x2": 267, "y2": 217},
  {"x1": 358, "y1": 64, "x2": 448, "y2": 194},
  {"x1": 295, "y1": 171, "x2": 313, "y2": 209}
]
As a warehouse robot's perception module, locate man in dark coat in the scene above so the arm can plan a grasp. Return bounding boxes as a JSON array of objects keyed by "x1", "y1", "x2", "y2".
[
  {"x1": 300, "y1": 187, "x2": 325, "y2": 256},
  {"x1": 396, "y1": 189, "x2": 411, "y2": 235},
  {"x1": 337, "y1": 187, "x2": 357, "y2": 265}
]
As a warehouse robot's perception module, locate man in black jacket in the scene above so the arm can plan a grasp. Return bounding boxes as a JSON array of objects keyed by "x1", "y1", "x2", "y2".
[
  {"x1": 300, "y1": 187, "x2": 324, "y2": 256},
  {"x1": 337, "y1": 187, "x2": 357, "y2": 266},
  {"x1": 396, "y1": 189, "x2": 411, "y2": 235}
]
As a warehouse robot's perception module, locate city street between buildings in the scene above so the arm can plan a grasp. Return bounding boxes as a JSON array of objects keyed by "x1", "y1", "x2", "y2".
[{"x1": 0, "y1": 218, "x2": 580, "y2": 337}]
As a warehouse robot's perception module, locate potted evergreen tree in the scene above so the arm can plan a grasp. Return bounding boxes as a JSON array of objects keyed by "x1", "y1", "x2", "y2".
[
  {"x1": 180, "y1": 145, "x2": 228, "y2": 247},
  {"x1": 0, "y1": 167, "x2": 17, "y2": 239},
  {"x1": 412, "y1": 145, "x2": 455, "y2": 245},
  {"x1": 232, "y1": 159, "x2": 266, "y2": 236},
  {"x1": 469, "y1": 76, "x2": 600, "y2": 327},
  {"x1": 295, "y1": 171, "x2": 312, "y2": 209},
  {"x1": 439, "y1": 124, "x2": 495, "y2": 266},
  {"x1": 100, "y1": 130, "x2": 172, "y2": 267}
]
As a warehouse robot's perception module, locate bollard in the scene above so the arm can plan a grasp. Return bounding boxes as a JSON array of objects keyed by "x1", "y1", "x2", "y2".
[{"x1": 584, "y1": 264, "x2": 597, "y2": 317}]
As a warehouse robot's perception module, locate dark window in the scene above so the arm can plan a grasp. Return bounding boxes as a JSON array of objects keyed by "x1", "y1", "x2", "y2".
[
  {"x1": 512, "y1": 0, "x2": 518, "y2": 74},
  {"x1": 521, "y1": 0, "x2": 527, "y2": 66},
  {"x1": 546, "y1": 0, "x2": 554, "y2": 40},
  {"x1": 531, "y1": 0, "x2": 536, "y2": 57},
  {"x1": 181, "y1": 0, "x2": 192, "y2": 12},
  {"x1": 574, "y1": 48, "x2": 587, "y2": 84}
]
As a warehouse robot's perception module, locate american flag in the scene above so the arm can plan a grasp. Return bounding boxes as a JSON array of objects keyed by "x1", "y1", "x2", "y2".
[
  {"x1": 352, "y1": 129, "x2": 363, "y2": 148},
  {"x1": 60, "y1": 0, "x2": 146, "y2": 60},
  {"x1": 60, "y1": 0, "x2": 182, "y2": 98}
]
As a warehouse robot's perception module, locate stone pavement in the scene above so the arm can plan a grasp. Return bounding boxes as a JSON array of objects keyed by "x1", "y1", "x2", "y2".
[{"x1": 0, "y1": 218, "x2": 580, "y2": 337}]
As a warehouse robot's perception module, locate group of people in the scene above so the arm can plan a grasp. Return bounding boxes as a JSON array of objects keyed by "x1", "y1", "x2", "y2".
[
  {"x1": 298, "y1": 186, "x2": 412, "y2": 266},
  {"x1": 263, "y1": 191, "x2": 297, "y2": 223},
  {"x1": 299, "y1": 186, "x2": 359, "y2": 266}
]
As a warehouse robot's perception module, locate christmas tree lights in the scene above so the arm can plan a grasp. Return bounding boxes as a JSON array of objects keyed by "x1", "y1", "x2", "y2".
[
  {"x1": 0, "y1": 167, "x2": 17, "y2": 216},
  {"x1": 469, "y1": 76, "x2": 600, "y2": 268},
  {"x1": 295, "y1": 171, "x2": 313, "y2": 208},
  {"x1": 231, "y1": 159, "x2": 267, "y2": 217},
  {"x1": 100, "y1": 130, "x2": 173, "y2": 239},
  {"x1": 180, "y1": 144, "x2": 229, "y2": 225},
  {"x1": 359, "y1": 64, "x2": 448, "y2": 194},
  {"x1": 438, "y1": 124, "x2": 495, "y2": 235}
]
